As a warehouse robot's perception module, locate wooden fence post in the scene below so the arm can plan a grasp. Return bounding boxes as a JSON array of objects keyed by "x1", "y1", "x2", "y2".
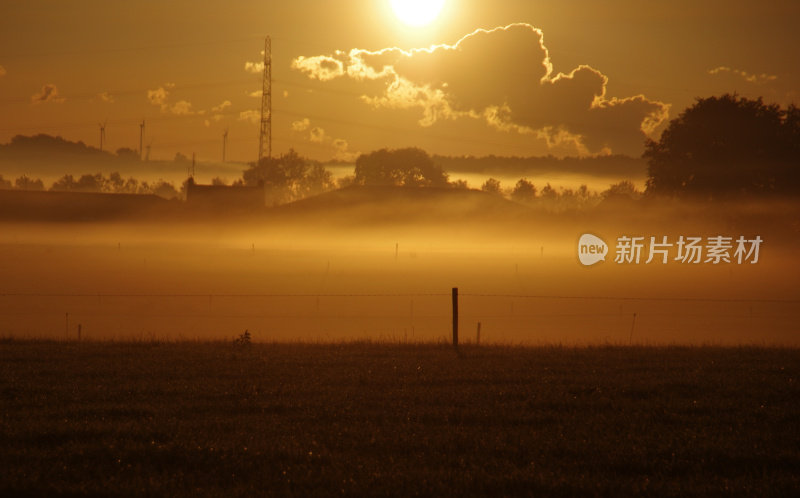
[{"x1": 452, "y1": 287, "x2": 458, "y2": 348}]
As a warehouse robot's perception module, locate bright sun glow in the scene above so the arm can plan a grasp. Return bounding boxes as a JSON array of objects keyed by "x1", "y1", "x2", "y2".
[{"x1": 390, "y1": 0, "x2": 446, "y2": 27}]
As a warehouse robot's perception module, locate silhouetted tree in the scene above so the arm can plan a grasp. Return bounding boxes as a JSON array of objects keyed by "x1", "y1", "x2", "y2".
[
  {"x1": 337, "y1": 175, "x2": 356, "y2": 189},
  {"x1": 244, "y1": 149, "x2": 304, "y2": 188},
  {"x1": 602, "y1": 180, "x2": 640, "y2": 199},
  {"x1": 540, "y1": 183, "x2": 558, "y2": 201},
  {"x1": 15, "y1": 175, "x2": 44, "y2": 191},
  {"x1": 645, "y1": 94, "x2": 800, "y2": 198},
  {"x1": 50, "y1": 172, "x2": 146, "y2": 194},
  {"x1": 242, "y1": 149, "x2": 334, "y2": 204},
  {"x1": 511, "y1": 178, "x2": 537, "y2": 203},
  {"x1": 450, "y1": 179, "x2": 469, "y2": 189},
  {"x1": 481, "y1": 178, "x2": 502, "y2": 195},
  {"x1": 75, "y1": 173, "x2": 104, "y2": 192},
  {"x1": 51, "y1": 174, "x2": 78, "y2": 191},
  {"x1": 300, "y1": 163, "x2": 336, "y2": 198},
  {"x1": 561, "y1": 184, "x2": 600, "y2": 210},
  {"x1": 105, "y1": 172, "x2": 140, "y2": 193},
  {"x1": 0, "y1": 175, "x2": 12, "y2": 189},
  {"x1": 106, "y1": 172, "x2": 124, "y2": 192},
  {"x1": 354, "y1": 148, "x2": 448, "y2": 187}
]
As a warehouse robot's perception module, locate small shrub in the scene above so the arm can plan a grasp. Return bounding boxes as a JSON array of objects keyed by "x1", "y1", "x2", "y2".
[{"x1": 234, "y1": 329, "x2": 251, "y2": 346}]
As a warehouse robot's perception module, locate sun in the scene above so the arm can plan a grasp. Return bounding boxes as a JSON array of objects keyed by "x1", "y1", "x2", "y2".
[{"x1": 390, "y1": 0, "x2": 446, "y2": 28}]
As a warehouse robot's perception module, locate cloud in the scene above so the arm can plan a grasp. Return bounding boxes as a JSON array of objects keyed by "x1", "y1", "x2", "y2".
[
  {"x1": 292, "y1": 118, "x2": 311, "y2": 132},
  {"x1": 170, "y1": 100, "x2": 195, "y2": 115},
  {"x1": 245, "y1": 61, "x2": 264, "y2": 74},
  {"x1": 245, "y1": 47, "x2": 268, "y2": 75},
  {"x1": 147, "y1": 86, "x2": 169, "y2": 107},
  {"x1": 147, "y1": 83, "x2": 199, "y2": 115},
  {"x1": 0, "y1": 65, "x2": 6, "y2": 77},
  {"x1": 309, "y1": 127, "x2": 326, "y2": 143},
  {"x1": 31, "y1": 83, "x2": 64, "y2": 104},
  {"x1": 292, "y1": 55, "x2": 345, "y2": 81},
  {"x1": 292, "y1": 23, "x2": 669, "y2": 156},
  {"x1": 708, "y1": 66, "x2": 777, "y2": 84},
  {"x1": 238, "y1": 109, "x2": 260, "y2": 124},
  {"x1": 211, "y1": 100, "x2": 231, "y2": 113},
  {"x1": 291, "y1": 118, "x2": 358, "y2": 161},
  {"x1": 331, "y1": 138, "x2": 357, "y2": 161}
]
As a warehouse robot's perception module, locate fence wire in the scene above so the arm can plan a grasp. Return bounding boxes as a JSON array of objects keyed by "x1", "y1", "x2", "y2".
[{"x1": 0, "y1": 291, "x2": 797, "y2": 344}]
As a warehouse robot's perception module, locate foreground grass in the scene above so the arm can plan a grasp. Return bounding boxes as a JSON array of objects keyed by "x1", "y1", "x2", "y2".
[{"x1": 0, "y1": 341, "x2": 798, "y2": 497}]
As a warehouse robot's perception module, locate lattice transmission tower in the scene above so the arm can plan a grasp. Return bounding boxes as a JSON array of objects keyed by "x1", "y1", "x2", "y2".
[{"x1": 258, "y1": 36, "x2": 272, "y2": 163}]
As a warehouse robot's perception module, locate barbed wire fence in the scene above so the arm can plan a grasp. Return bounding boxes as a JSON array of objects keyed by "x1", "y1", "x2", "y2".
[{"x1": 0, "y1": 290, "x2": 798, "y2": 344}]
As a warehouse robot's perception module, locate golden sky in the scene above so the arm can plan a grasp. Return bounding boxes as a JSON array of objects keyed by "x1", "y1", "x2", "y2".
[{"x1": 0, "y1": 0, "x2": 798, "y2": 163}]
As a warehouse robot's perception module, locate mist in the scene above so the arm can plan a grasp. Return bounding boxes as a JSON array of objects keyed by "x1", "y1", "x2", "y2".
[{"x1": 2, "y1": 193, "x2": 797, "y2": 345}]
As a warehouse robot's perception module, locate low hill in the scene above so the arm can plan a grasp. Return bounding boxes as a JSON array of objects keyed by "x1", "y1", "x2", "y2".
[
  {"x1": 0, "y1": 189, "x2": 173, "y2": 222},
  {"x1": 0, "y1": 134, "x2": 246, "y2": 186},
  {"x1": 273, "y1": 185, "x2": 530, "y2": 225}
]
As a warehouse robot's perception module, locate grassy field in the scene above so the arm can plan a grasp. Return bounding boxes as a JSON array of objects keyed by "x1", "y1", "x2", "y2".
[{"x1": 1, "y1": 341, "x2": 798, "y2": 497}]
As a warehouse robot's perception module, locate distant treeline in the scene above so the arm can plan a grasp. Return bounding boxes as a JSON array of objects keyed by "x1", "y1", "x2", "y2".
[
  {"x1": 242, "y1": 147, "x2": 636, "y2": 210},
  {"x1": 1, "y1": 145, "x2": 638, "y2": 209},
  {"x1": 476, "y1": 177, "x2": 639, "y2": 211},
  {"x1": 433, "y1": 154, "x2": 647, "y2": 178},
  {"x1": 0, "y1": 172, "x2": 182, "y2": 199}
]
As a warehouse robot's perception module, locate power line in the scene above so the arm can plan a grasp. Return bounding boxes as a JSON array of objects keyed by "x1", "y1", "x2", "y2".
[
  {"x1": 0, "y1": 293, "x2": 450, "y2": 298},
  {"x1": 0, "y1": 78, "x2": 257, "y2": 106},
  {"x1": 0, "y1": 292, "x2": 796, "y2": 304},
  {"x1": 461, "y1": 294, "x2": 800, "y2": 304},
  {"x1": 0, "y1": 35, "x2": 263, "y2": 60}
]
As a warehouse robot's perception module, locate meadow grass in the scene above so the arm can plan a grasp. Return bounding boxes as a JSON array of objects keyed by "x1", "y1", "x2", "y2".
[{"x1": 1, "y1": 341, "x2": 798, "y2": 496}]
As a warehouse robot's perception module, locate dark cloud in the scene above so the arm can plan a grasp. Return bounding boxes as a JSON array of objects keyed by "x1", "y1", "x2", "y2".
[{"x1": 292, "y1": 23, "x2": 669, "y2": 156}]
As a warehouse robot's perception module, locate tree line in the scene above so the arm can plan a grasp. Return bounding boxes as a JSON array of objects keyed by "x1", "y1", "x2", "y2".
[
  {"x1": 1, "y1": 144, "x2": 638, "y2": 209},
  {"x1": 0, "y1": 172, "x2": 182, "y2": 199},
  {"x1": 3, "y1": 93, "x2": 795, "y2": 204},
  {"x1": 240, "y1": 145, "x2": 635, "y2": 210}
]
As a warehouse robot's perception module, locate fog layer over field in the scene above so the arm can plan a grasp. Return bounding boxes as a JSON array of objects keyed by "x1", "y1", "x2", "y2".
[{"x1": 1, "y1": 194, "x2": 798, "y2": 345}]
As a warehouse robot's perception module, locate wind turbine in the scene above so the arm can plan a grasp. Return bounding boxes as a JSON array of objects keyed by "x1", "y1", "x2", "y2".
[
  {"x1": 145, "y1": 138, "x2": 154, "y2": 162},
  {"x1": 99, "y1": 119, "x2": 107, "y2": 151},
  {"x1": 223, "y1": 128, "x2": 229, "y2": 163}
]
